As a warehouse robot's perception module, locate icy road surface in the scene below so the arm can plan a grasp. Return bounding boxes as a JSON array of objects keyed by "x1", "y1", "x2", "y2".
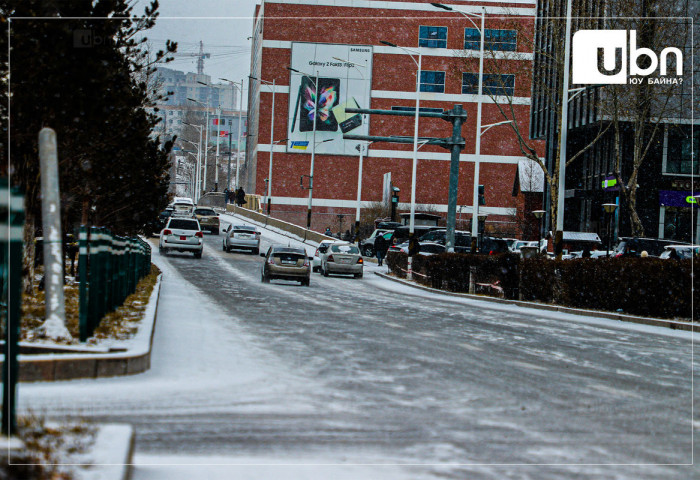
[{"x1": 20, "y1": 214, "x2": 698, "y2": 479}]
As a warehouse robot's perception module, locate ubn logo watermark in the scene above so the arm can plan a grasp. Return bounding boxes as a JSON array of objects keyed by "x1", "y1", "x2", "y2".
[
  {"x1": 572, "y1": 30, "x2": 683, "y2": 85},
  {"x1": 73, "y1": 29, "x2": 109, "y2": 48}
]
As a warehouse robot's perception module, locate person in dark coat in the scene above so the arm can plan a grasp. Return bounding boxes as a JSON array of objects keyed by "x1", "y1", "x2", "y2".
[
  {"x1": 235, "y1": 187, "x2": 246, "y2": 207},
  {"x1": 581, "y1": 245, "x2": 591, "y2": 258},
  {"x1": 374, "y1": 233, "x2": 389, "y2": 267},
  {"x1": 669, "y1": 248, "x2": 681, "y2": 260}
]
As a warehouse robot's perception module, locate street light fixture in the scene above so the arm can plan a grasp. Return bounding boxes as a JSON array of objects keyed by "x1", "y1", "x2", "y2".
[
  {"x1": 602, "y1": 203, "x2": 618, "y2": 257},
  {"x1": 287, "y1": 66, "x2": 321, "y2": 231},
  {"x1": 379, "y1": 39, "x2": 422, "y2": 280}
]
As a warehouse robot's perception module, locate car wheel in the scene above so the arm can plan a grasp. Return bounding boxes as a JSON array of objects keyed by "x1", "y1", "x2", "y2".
[
  {"x1": 261, "y1": 271, "x2": 270, "y2": 283},
  {"x1": 159, "y1": 246, "x2": 166, "y2": 255},
  {"x1": 354, "y1": 272, "x2": 363, "y2": 279},
  {"x1": 214, "y1": 229, "x2": 219, "y2": 235},
  {"x1": 322, "y1": 265, "x2": 329, "y2": 277},
  {"x1": 252, "y1": 248, "x2": 259, "y2": 255},
  {"x1": 362, "y1": 246, "x2": 373, "y2": 257},
  {"x1": 312, "y1": 266, "x2": 319, "y2": 273},
  {"x1": 194, "y1": 251, "x2": 202, "y2": 259},
  {"x1": 222, "y1": 243, "x2": 227, "y2": 252},
  {"x1": 301, "y1": 278, "x2": 310, "y2": 286}
]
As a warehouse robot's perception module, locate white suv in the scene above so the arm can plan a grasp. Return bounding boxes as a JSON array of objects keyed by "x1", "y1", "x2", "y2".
[{"x1": 159, "y1": 217, "x2": 204, "y2": 258}]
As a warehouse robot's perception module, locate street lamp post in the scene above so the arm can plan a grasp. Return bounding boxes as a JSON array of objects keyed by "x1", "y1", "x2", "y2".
[
  {"x1": 249, "y1": 76, "x2": 277, "y2": 215},
  {"x1": 380, "y1": 40, "x2": 422, "y2": 280},
  {"x1": 355, "y1": 137, "x2": 372, "y2": 242},
  {"x1": 182, "y1": 124, "x2": 203, "y2": 203},
  {"x1": 187, "y1": 97, "x2": 211, "y2": 193},
  {"x1": 287, "y1": 67, "x2": 320, "y2": 231},
  {"x1": 602, "y1": 203, "x2": 618, "y2": 257},
  {"x1": 220, "y1": 78, "x2": 245, "y2": 191},
  {"x1": 477, "y1": 212, "x2": 488, "y2": 251},
  {"x1": 532, "y1": 209, "x2": 546, "y2": 253},
  {"x1": 432, "y1": 3, "x2": 486, "y2": 252}
]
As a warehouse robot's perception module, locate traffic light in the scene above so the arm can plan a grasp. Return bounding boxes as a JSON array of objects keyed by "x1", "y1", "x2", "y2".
[{"x1": 478, "y1": 184, "x2": 486, "y2": 206}]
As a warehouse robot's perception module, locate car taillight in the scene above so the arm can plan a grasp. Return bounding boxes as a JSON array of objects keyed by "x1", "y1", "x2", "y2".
[
  {"x1": 314, "y1": 249, "x2": 319, "y2": 257},
  {"x1": 195, "y1": 231, "x2": 204, "y2": 238},
  {"x1": 268, "y1": 257, "x2": 275, "y2": 264},
  {"x1": 303, "y1": 257, "x2": 310, "y2": 266},
  {"x1": 163, "y1": 229, "x2": 172, "y2": 235},
  {"x1": 357, "y1": 257, "x2": 363, "y2": 264},
  {"x1": 327, "y1": 254, "x2": 335, "y2": 262}
]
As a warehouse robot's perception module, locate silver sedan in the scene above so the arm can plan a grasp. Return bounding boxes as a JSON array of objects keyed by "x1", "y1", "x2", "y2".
[
  {"x1": 223, "y1": 225, "x2": 261, "y2": 254},
  {"x1": 320, "y1": 242, "x2": 363, "y2": 278}
]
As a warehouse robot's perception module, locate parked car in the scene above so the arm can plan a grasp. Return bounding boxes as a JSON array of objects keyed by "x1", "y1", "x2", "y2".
[
  {"x1": 313, "y1": 240, "x2": 341, "y2": 272},
  {"x1": 479, "y1": 237, "x2": 510, "y2": 255},
  {"x1": 159, "y1": 217, "x2": 203, "y2": 258},
  {"x1": 659, "y1": 245, "x2": 699, "y2": 259},
  {"x1": 260, "y1": 245, "x2": 311, "y2": 286},
  {"x1": 615, "y1": 237, "x2": 690, "y2": 257},
  {"x1": 359, "y1": 229, "x2": 393, "y2": 257},
  {"x1": 418, "y1": 229, "x2": 471, "y2": 252},
  {"x1": 194, "y1": 207, "x2": 220, "y2": 234},
  {"x1": 391, "y1": 225, "x2": 442, "y2": 245},
  {"x1": 320, "y1": 242, "x2": 364, "y2": 278},
  {"x1": 388, "y1": 241, "x2": 446, "y2": 256},
  {"x1": 223, "y1": 224, "x2": 261, "y2": 254}
]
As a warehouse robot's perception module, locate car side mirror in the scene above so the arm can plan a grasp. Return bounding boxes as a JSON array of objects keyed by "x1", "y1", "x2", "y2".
[{"x1": 259, "y1": 253, "x2": 266, "y2": 257}]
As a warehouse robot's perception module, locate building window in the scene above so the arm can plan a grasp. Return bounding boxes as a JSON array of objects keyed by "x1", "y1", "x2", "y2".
[
  {"x1": 420, "y1": 71, "x2": 445, "y2": 93},
  {"x1": 462, "y1": 73, "x2": 515, "y2": 96},
  {"x1": 464, "y1": 28, "x2": 517, "y2": 51},
  {"x1": 665, "y1": 127, "x2": 699, "y2": 175},
  {"x1": 419, "y1": 26, "x2": 447, "y2": 48}
]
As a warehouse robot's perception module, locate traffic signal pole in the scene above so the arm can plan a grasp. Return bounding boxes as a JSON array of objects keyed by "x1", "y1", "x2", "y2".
[{"x1": 344, "y1": 104, "x2": 466, "y2": 253}]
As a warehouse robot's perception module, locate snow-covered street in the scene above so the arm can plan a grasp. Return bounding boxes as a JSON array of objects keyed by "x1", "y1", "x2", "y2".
[{"x1": 18, "y1": 214, "x2": 699, "y2": 479}]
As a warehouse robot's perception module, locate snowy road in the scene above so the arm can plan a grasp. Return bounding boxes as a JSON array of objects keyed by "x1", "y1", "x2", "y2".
[{"x1": 20, "y1": 215, "x2": 698, "y2": 479}]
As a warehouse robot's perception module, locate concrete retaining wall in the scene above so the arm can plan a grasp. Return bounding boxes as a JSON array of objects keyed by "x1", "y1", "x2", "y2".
[
  {"x1": 1, "y1": 274, "x2": 162, "y2": 382},
  {"x1": 226, "y1": 204, "x2": 333, "y2": 244}
]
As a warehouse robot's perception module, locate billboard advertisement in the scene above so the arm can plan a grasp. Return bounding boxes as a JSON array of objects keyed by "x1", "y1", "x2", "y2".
[{"x1": 287, "y1": 42, "x2": 373, "y2": 156}]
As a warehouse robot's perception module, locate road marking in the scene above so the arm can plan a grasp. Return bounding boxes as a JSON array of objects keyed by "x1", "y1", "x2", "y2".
[
  {"x1": 459, "y1": 343, "x2": 483, "y2": 352},
  {"x1": 508, "y1": 360, "x2": 547, "y2": 371}
]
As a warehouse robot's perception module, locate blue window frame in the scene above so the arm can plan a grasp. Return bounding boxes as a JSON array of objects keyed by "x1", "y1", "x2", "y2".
[
  {"x1": 419, "y1": 26, "x2": 448, "y2": 48},
  {"x1": 420, "y1": 71, "x2": 445, "y2": 93},
  {"x1": 462, "y1": 73, "x2": 515, "y2": 96},
  {"x1": 464, "y1": 28, "x2": 517, "y2": 51}
]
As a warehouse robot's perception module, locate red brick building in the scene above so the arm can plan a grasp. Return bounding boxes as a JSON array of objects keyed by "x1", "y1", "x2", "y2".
[{"x1": 246, "y1": 0, "x2": 544, "y2": 236}]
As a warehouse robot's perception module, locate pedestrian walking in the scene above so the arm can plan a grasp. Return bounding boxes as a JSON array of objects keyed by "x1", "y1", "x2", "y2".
[
  {"x1": 223, "y1": 188, "x2": 230, "y2": 204},
  {"x1": 374, "y1": 233, "x2": 389, "y2": 267},
  {"x1": 235, "y1": 187, "x2": 246, "y2": 207}
]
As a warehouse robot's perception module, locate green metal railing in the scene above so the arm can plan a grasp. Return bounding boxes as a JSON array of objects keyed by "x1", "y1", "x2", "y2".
[
  {"x1": 1, "y1": 180, "x2": 24, "y2": 436},
  {"x1": 78, "y1": 227, "x2": 151, "y2": 342}
]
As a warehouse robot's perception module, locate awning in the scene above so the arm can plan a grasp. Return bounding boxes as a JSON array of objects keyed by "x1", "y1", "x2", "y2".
[
  {"x1": 513, "y1": 159, "x2": 544, "y2": 194},
  {"x1": 562, "y1": 231, "x2": 602, "y2": 243}
]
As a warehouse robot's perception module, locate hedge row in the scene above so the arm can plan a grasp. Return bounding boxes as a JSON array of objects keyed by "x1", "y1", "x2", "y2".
[{"x1": 386, "y1": 251, "x2": 698, "y2": 320}]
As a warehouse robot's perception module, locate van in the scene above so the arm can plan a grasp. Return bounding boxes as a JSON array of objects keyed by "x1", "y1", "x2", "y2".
[{"x1": 170, "y1": 197, "x2": 195, "y2": 217}]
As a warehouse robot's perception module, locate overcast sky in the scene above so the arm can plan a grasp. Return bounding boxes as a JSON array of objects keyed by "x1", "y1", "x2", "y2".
[{"x1": 136, "y1": 0, "x2": 260, "y2": 86}]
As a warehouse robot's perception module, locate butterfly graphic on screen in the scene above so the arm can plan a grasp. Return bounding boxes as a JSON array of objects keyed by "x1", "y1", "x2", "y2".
[{"x1": 295, "y1": 77, "x2": 340, "y2": 132}]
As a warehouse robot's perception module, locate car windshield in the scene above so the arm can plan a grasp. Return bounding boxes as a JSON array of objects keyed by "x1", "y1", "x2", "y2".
[
  {"x1": 168, "y1": 219, "x2": 199, "y2": 230},
  {"x1": 331, "y1": 244, "x2": 360, "y2": 254},
  {"x1": 233, "y1": 226, "x2": 256, "y2": 232},
  {"x1": 195, "y1": 208, "x2": 216, "y2": 215}
]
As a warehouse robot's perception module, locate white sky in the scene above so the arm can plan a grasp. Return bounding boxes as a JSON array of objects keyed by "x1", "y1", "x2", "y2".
[{"x1": 136, "y1": 0, "x2": 260, "y2": 86}]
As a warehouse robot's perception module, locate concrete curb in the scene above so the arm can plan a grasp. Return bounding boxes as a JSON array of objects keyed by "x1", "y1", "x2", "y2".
[
  {"x1": 5, "y1": 274, "x2": 162, "y2": 382},
  {"x1": 374, "y1": 272, "x2": 699, "y2": 333},
  {"x1": 73, "y1": 424, "x2": 134, "y2": 480}
]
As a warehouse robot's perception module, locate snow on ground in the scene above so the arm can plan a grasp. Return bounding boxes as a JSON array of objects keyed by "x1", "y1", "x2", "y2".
[
  {"x1": 132, "y1": 454, "x2": 417, "y2": 480},
  {"x1": 19, "y1": 250, "x2": 319, "y2": 417}
]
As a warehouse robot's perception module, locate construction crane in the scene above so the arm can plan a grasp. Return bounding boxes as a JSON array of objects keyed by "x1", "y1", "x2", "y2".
[{"x1": 172, "y1": 41, "x2": 210, "y2": 75}]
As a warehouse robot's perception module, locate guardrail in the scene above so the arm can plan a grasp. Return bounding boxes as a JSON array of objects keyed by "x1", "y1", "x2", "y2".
[
  {"x1": 78, "y1": 227, "x2": 151, "y2": 342},
  {"x1": 1, "y1": 179, "x2": 24, "y2": 435}
]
